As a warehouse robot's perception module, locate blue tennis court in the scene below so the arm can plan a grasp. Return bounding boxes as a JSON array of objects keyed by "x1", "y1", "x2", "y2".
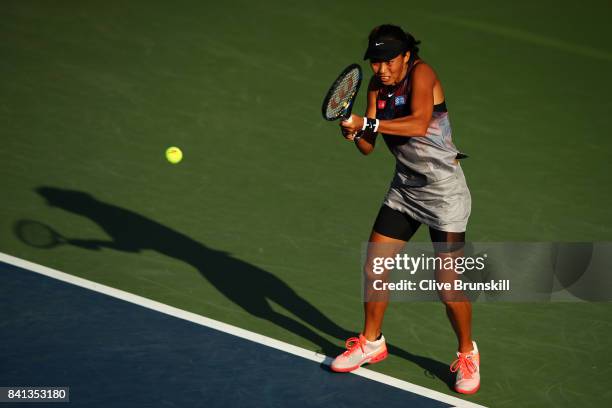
[{"x1": 0, "y1": 258, "x2": 483, "y2": 407}]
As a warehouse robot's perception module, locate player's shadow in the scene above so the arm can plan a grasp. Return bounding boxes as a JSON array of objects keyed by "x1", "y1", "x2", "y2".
[{"x1": 24, "y1": 186, "x2": 454, "y2": 389}]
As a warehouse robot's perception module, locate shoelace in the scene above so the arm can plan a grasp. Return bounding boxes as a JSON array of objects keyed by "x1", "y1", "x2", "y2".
[
  {"x1": 343, "y1": 337, "x2": 364, "y2": 356},
  {"x1": 450, "y1": 353, "x2": 476, "y2": 379}
]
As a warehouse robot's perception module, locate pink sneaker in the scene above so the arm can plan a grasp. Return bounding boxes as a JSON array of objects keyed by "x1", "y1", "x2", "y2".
[
  {"x1": 330, "y1": 334, "x2": 388, "y2": 372},
  {"x1": 450, "y1": 341, "x2": 481, "y2": 394}
]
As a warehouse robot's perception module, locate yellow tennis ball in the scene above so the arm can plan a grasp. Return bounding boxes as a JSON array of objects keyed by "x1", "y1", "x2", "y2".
[{"x1": 165, "y1": 146, "x2": 183, "y2": 164}]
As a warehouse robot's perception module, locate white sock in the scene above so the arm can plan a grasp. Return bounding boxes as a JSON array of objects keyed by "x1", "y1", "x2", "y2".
[{"x1": 365, "y1": 335, "x2": 385, "y2": 347}]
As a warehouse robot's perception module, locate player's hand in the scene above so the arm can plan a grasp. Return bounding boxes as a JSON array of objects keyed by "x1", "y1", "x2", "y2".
[
  {"x1": 340, "y1": 114, "x2": 364, "y2": 134},
  {"x1": 340, "y1": 126, "x2": 357, "y2": 141}
]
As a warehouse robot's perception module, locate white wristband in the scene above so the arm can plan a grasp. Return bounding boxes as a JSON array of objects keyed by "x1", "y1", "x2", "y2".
[{"x1": 373, "y1": 119, "x2": 380, "y2": 132}]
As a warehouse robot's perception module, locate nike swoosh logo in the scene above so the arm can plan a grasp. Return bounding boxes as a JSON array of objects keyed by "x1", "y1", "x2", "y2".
[
  {"x1": 361, "y1": 346, "x2": 386, "y2": 359},
  {"x1": 375, "y1": 42, "x2": 384, "y2": 46}
]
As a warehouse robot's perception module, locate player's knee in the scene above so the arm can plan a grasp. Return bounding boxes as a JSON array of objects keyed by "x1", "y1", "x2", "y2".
[{"x1": 441, "y1": 298, "x2": 470, "y2": 309}]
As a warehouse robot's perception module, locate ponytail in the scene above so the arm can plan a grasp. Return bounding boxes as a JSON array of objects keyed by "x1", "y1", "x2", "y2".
[{"x1": 403, "y1": 31, "x2": 421, "y2": 56}]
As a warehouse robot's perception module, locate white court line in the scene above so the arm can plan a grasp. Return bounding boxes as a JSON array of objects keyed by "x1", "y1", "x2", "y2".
[{"x1": 0, "y1": 252, "x2": 486, "y2": 408}]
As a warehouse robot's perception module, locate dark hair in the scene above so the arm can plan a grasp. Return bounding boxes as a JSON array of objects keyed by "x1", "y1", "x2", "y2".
[{"x1": 368, "y1": 24, "x2": 420, "y2": 57}]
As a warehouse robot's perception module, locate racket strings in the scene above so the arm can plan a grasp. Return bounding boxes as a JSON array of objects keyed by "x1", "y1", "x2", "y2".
[{"x1": 325, "y1": 68, "x2": 360, "y2": 118}]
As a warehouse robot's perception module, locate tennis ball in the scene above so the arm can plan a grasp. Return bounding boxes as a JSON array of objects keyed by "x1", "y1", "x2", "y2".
[{"x1": 165, "y1": 146, "x2": 183, "y2": 164}]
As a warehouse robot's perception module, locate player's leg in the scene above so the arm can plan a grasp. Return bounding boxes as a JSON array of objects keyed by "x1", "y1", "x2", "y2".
[
  {"x1": 429, "y1": 227, "x2": 480, "y2": 394},
  {"x1": 331, "y1": 205, "x2": 420, "y2": 372},
  {"x1": 365, "y1": 205, "x2": 422, "y2": 342},
  {"x1": 362, "y1": 229, "x2": 407, "y2": 341},
  {"x1": 430, "y1": 229, "x2": 472, "y2": 352}
]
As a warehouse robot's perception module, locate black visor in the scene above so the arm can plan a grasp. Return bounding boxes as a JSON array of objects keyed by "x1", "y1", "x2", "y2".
[{"x1": 363, "y1": 39, "x2": 407, "y2": 61}]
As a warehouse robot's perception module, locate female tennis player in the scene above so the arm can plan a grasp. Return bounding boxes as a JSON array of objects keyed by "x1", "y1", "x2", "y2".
[{"x1": 330, "y1": 24, "x2": 479, "y2": 394}]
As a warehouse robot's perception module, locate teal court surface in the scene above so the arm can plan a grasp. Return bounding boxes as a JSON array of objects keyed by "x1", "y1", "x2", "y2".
[{"x1": 1, "y1": 254, "x2": 485, "y2": 408}]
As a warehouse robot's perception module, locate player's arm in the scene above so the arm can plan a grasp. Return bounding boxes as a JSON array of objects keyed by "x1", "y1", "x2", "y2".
[
  {"x1": 376, "y1": 63, "x2": 434, "y2": 137},
  {"x1": 353, "y1": 78, "x2": 379, "y2": 155},
  {"x1": 342, "y1": 64, "x2": 435, "y2": 137}
]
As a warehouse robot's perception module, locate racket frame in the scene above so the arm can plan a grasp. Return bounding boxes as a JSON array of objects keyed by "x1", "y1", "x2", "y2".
[{"x1": 321, "y1": 64, "x2": 363, "y2": 121}]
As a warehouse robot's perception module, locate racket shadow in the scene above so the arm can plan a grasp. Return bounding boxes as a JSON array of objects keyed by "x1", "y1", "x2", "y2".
[
  {"x1": 23, "y1": 186, "x2": 451, "y2": 387},
  {"x1": 28, "y1": 186, "x2": 350, "y2": 356}
]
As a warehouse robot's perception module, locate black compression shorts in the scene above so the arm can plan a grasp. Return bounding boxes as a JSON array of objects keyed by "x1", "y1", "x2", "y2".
[{"x1": 372, "y1": 205, "x2": 466, "y2": 251}]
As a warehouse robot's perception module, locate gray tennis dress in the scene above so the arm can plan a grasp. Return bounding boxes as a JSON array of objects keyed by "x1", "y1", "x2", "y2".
[{"x1": 375, "y1": 61, "x2": 471, "y2": 232}]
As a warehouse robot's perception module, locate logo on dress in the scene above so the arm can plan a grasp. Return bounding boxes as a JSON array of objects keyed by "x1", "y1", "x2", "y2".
[
  {"x1": 395, "y1": 95, "x2": 406, "y2": 106},
  {"x1": 377, "y1": 100, "x2": 386, "y2": 109}
]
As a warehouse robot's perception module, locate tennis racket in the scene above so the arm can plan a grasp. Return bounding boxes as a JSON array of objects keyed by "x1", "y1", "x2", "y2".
[
  {"x1": 321, "y1": 64, "x2": 363, "y2": 121},
  {"x1": 14, "y1": 220, "x2": 67, "y2": 249}
]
